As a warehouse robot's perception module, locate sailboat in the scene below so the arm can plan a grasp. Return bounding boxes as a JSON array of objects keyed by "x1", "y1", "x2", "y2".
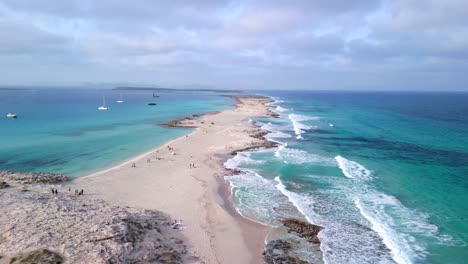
[
  {"x1": 98, "y1": 95, "x2": 109, "y2": 110},
  {"x1": 152, "y1": 92, "x2": 160, "y2": 98},
  {"x1": 116, "y1": 93, "x2": 124, "y2": 103}
]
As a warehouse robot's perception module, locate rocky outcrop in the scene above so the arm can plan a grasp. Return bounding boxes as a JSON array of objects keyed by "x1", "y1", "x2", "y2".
[
  {"x1": 263, "y1": 240, "x2": 308, "y2": 264},
  {"x1": 0, "y1": 171, "x2": 68, "y2": 185},
  {"x1": 282, "y1": 218, "x2": 322, "y2": 244},
  {"x1": 162, "y1": 118, "x2": 197, "y2": 128},
  {"x1": 0, "y1": 181, "x2": 9, "y2": 189},
  {"x1": 0, "y1": 189, "x2": 189, "y2": 263},
  {"x1": 9, "y1": 249, "x2": 64, "y2": 264}
]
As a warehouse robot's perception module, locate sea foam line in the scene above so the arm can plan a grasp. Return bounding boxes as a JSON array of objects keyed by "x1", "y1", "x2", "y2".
[
  {"x1": 335, "y1": 155, "x2": 372, "y2": 180},
  {"x1": 355, "y1": 198, "x2": 413, "y2": 264},
  {"x1": 288, "y1": 114, "x2": 318, "y2": 139}
]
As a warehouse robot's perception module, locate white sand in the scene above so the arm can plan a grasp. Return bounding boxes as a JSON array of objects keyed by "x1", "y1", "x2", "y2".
[{"x1": 69, "y1": 96, "x2": 275, "y2": 264}]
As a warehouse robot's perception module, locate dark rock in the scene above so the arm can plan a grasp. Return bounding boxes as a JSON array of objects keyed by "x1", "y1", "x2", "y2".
[
  {"x1": 0, "y1": 181, "x2": 9, "y2": 189},
  {"x1": 263, "y1": 240, "x2": 308, "y2": 264},
  {"x1": 282, "y1": 218, "x2": 322, "y2": 244},
  {"x1": 0, "y1": 171, "x2": 68, "y2": 185},
  {"x1": 9, "y1": 249, "x2": 64, "y2": 264}
]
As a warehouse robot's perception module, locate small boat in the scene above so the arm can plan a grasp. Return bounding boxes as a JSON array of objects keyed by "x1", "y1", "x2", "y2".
[
  {"x1": 98, "y1": 95, "x2": 109, "y2": 110},
  {"x1": 147, "y1": 103, "x2": 157, "y2": 106},
  {"x1": 328, "y1": 123, "x2": 334, "y2": 127},
  {"x1": 6, "y1": 113, "x2": 17, "y2": 118},
  {"x1": 152, "y1": 92, "x2": 160, "y2": 98},
  {"x1": 116, "y1": 93, "x2": 124, "y2": 103}
]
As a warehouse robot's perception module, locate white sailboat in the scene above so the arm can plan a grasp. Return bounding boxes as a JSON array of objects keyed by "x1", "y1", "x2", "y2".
[
  {"x1": 98, "y1": 95, "x2": 109, "y2": 110},
  {"x1": 6, "y1": 113, "x2": 17, "y2": 118},
  {"x1": 116, "y1": 93, "x2": 124, "y2": 103}
]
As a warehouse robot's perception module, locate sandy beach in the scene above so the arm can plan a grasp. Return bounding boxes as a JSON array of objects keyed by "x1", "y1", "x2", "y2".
[{"x1": 68, "y1": 95, "x2": 276, "y2": 263}]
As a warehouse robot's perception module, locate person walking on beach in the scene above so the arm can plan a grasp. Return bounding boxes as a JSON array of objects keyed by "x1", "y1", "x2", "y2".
[{"x1": 132, "y1": 162, "x2": 136, "y2": 168}]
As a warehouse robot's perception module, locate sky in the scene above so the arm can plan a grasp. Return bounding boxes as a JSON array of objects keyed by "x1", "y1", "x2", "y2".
[{"x1": 0, "y1": 0, "x2": 467, "y2": 91}]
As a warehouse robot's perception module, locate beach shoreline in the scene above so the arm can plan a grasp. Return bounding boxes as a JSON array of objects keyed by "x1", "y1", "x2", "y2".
[{"x1": 67, "y1": 95, "x2": 277, "y2": 263}]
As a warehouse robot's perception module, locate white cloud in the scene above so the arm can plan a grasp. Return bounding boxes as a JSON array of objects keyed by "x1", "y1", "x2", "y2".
[{"x1": 0, "y1": 0, "x2": 466, "y2": 90}]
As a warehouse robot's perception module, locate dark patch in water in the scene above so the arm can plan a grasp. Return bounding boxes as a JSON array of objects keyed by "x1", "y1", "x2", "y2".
[
  {"x1": 310, "y1": 136, "x2": 371, "y2": 143},
  {"x1": 309, "y1": 129, "x2": 336, "y2": 134},
  {"x1": 73, "y1": 152, "x2": 95, "y2": 158},
  {"x1": 308, "y1": 136, "x2": 468, "y2": 167},
  {"x1": 19, "y1": 158, "x2": 68, "y2": 168}
]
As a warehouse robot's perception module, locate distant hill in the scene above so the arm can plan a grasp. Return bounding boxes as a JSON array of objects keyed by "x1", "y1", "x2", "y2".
[{"x1": 113, "y1": 86, "x2": 243, "y2": 93}]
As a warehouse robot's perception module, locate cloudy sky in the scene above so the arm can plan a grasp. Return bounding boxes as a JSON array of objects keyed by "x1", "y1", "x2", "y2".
[{"x1": 0, "y1": 0, "x2": 467, "y2": 90}]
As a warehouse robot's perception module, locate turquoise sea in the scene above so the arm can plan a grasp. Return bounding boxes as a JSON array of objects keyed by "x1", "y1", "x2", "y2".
[
  {"x1": 0, "y1": 88, "x2": 233, "y2": 177},
  {"x1": 225, "y1": 91, "x2": 467, "y2": 264},
  {"x1": 1, "y1": 88, "x2": 467, "y2": 263}
]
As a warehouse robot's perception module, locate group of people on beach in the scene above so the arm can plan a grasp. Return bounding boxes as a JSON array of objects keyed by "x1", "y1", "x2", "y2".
[
  {"x1": 51, "y1": 188, "x2": 84, "y2": 195},
  {"x1": 189, "y1": 163, "x2": 196, "y2": 168}
]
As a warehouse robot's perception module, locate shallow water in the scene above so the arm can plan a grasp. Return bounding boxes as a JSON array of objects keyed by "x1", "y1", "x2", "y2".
[{"x1": 0, "y1": 88, "x2": 234, "y2": 177}]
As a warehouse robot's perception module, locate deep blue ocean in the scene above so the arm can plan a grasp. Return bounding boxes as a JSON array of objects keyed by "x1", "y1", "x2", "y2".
[
  {"x1": 0, "y1": 88, "x2": 233, "y2": 177},
  {"x1": 225, "y1": 91, "x2": 468, "y2": 264}
]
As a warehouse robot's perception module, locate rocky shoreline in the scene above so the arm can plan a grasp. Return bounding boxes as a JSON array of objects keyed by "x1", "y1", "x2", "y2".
[
  {"x1": 0, "y1": 171, "x2": 69, "y2": 187},
  {"x1": 0, "y1": 173, "x2": 191, "y2": 264}
]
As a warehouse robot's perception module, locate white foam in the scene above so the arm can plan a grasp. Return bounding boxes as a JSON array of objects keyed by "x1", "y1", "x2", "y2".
[
  {"x1": 274, "y1": 144, "x2": 286, "y2": 158},
  {"x1": 274, "y1": 177, "x2": 317, "y2": 224},
  {"x1": 258, "y1": 122, "x2": 292, "y2": 145},
  {"x1": 225, "y1": 172, "x2": 302, "y2": 226},
  {"x1": 355, "y1": 198, "x2": 415, "y2": 264},
  {"x1": 224, "y1": 152, "x2": 263, "y2": 169},
  {"x1": 335, "y1": 155, "x2": 372, "y2": 180},
  {"x1": 275, "y1": 106, "x2": 288, "y2": 112},
  {"x1": 276, "y1": 147, "x2": 336, "y2": 166},
  {"x1": 288, "y1": 114, "x2": 319, "y2": 139}
]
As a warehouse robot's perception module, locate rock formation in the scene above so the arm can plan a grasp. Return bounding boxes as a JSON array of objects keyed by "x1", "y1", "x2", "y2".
[
  {"x1": 282, "y1": 218, "x2": 322, "y2": 244},
  {"x1": 0, "y1": 171, "x2": 68, "y2": 185},
  {"x1": 0, "y1": 189, "x2": 190, "y2": 263}
]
